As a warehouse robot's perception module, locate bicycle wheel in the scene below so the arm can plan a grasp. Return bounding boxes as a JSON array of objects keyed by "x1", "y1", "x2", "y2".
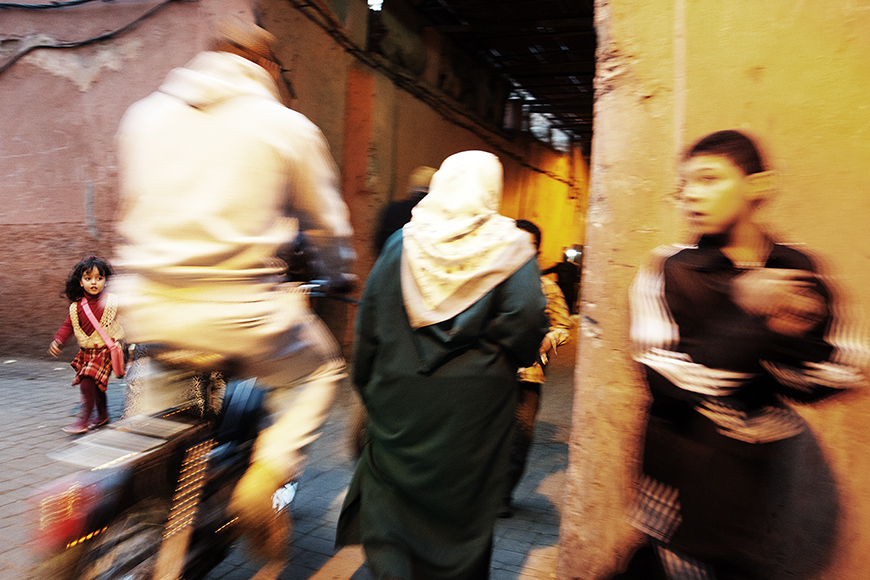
[{"x1": 74, "y1": 500, "x2": 168, "y2": 580}]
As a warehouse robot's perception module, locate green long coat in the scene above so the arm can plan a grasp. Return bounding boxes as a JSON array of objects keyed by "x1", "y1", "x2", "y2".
[{"x1": 336, "y1": 235, "x2": 548, "y2": 580}]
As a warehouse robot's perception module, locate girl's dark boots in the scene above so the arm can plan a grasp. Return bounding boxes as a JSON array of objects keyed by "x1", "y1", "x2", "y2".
[
  {"x1": 62, "y1": 415, "x2": 90, "y2": 434},
  {"x1": 90, "y1": 388, "x2": 110, "y2": 429},
  {"x1": 63, "y1": 378, "x2": 96, "y2": 434}
]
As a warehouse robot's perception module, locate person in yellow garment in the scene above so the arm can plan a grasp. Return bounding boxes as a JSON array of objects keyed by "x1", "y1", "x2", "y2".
[{"x1": 499, "y1": 219, "x2": 573, "y2": 518}]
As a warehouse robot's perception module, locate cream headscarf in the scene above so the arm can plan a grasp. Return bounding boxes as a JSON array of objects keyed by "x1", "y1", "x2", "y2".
[{"x1": 400, "y1": 150, "x2": 537, "y2": 328}]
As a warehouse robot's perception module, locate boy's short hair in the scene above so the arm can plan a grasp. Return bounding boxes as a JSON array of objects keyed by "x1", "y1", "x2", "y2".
[
  {"x1": 683, "y1": 130, "x2": 767, "y2": 175},
  {"x1": 516, "y1": 219, "x2": 542, "y2": 250}
]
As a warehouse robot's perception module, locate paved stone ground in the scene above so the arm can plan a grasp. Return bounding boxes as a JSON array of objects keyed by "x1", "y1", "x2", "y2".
[{"x1": 0, "y1": 323, "x2": 576, "y2": 580}]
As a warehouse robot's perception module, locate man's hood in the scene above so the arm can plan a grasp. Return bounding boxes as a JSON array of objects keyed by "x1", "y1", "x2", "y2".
[{"x1": 158, "y1": 51, "x2": 279, "y2": 110}]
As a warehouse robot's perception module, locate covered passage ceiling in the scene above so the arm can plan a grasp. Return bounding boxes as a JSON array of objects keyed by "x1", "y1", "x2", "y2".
[{"x1": 412, "y1": 0, "x2": 596, "y2": 155}]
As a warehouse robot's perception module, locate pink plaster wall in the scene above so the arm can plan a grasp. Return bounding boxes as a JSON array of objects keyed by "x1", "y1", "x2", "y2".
[
  {"x1": 1, "y1": 0, "x2": 587, "y2": 359},
  {"x1": 0, "y1": 0, "x2": 245, "y2": 356}
]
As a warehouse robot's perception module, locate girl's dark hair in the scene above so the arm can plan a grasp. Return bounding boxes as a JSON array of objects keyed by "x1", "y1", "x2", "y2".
[
  {"x1": 63, "y1": 255, "x2": 114, "y2": 302},
  {"x1": 683, "y1": 129, "x2": 767, "y2": 175}
]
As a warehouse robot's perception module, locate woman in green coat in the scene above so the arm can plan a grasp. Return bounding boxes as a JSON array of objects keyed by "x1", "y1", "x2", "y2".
[{"x1": 336, "y1": 150, "x2": 548, "y2": 579}]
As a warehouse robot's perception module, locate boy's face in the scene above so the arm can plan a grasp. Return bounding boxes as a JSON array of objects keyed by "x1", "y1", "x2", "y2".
[{"x1": 679, "y1": 154, "x2": 755, "y2": 237}]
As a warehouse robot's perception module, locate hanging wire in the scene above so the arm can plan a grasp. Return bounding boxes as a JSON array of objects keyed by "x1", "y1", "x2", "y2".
[
  {"x1": 0, "y1": 0, "x2": 580, "y2": 188},
  {"x1": 0, "y1": 0, "x2": 182, "y2": 76},
  {"x1": 1, "y1": 0, "x2": 103, "y2": 10}
]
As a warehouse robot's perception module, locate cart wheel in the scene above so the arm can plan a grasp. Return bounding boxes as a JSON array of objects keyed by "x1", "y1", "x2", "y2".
[{"x1": 74, "y1": 500, "x2": 168, "y2": 580}]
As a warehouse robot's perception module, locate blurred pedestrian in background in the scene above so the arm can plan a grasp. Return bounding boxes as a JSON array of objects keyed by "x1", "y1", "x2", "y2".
[
  {"x1": 625, "y1": 130, "x2": 865, "y2": 579},
  {"x1": 112, "y1": 16, "x2": 355, "y2": 573},
  {"x1": 500, "y1": 219, "x2": 573, "y2": 518},
  {"x1": 350, "y1": 165, "x2": 437, "y2": 458},
  {"x1": 373, "y1": 165, "x2": 437, "y2": 255},
  {"x1": 336, "y1": 150, "x2": 548, "y2": 579},
  {"x1": 542, "y1": 251, "x2": 581, "y2": 314},
  {"x1": 49, "y1": 255, "x2": 124, "y2": 434}
]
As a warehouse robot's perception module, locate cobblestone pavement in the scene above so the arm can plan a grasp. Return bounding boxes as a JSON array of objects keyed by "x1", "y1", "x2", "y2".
[{"x1": 1, "y1": 324, "x2": 575, "y2": 580}]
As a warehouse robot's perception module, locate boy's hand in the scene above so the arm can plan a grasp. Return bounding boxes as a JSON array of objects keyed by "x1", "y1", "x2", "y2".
[
  {"x1": 48, "y1": 340, "x2": 61, "y2": 358},
  {"x1": 765, "y1": 285, "x2": 828, "y2": 337},
  {"x1": 732, "y1": 269, "x2": 827, "y2": 337}
]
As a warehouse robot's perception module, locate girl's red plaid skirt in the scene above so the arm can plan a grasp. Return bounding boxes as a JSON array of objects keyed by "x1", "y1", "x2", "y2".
[{"x1": 71, "y1": 347, "x2": 113, "y2": 391}]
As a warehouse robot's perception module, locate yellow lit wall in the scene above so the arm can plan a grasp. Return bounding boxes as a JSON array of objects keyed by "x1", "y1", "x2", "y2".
[{"x1": 559, "y1": 1, "x2": 870, "y2": 578}]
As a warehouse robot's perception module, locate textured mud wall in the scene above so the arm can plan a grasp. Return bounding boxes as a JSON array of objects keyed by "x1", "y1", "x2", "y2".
[
  {"x1": 558, "y1": 1, "x2": 870, "y2": 578},
  {"x1": 2, "y1": 0, "x2": 587, "y2": 357},
  {"x1": 0, "y1": 0, "x2": 252, "y2": 357}
]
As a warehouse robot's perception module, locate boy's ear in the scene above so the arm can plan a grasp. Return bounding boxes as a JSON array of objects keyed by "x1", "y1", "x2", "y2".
[{"x1": 746, "y1": 170, "x2": 777, "y2": 203}]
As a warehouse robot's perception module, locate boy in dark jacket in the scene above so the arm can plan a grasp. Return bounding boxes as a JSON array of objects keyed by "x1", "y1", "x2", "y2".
[{"x1": 627, "y1": 130, "x2": 865, "y2": 579}]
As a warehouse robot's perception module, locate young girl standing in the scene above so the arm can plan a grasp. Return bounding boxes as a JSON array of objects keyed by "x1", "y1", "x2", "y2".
[{"x1": 49, "y1": 255, "x2": 125, "y2": 434}]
